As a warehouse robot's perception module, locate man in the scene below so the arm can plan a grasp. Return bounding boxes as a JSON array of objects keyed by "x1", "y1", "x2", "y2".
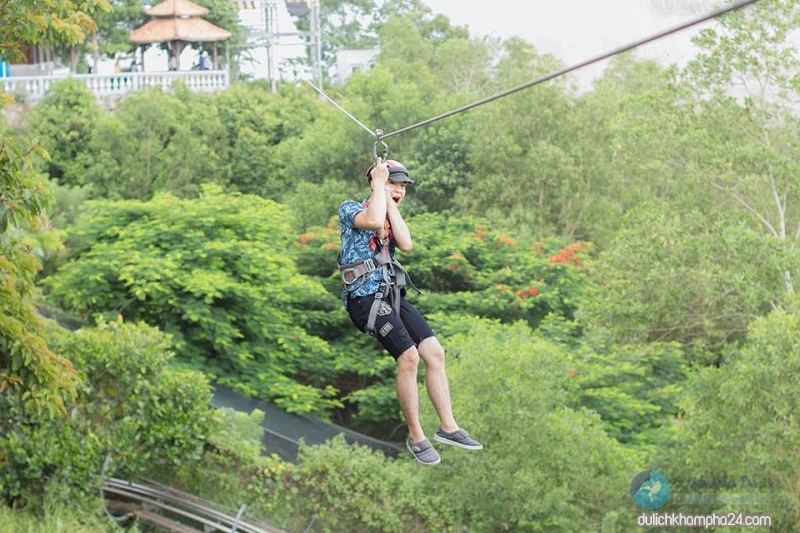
[{"x1": 337, "y1": 158, "x2": 482, "y2": 466}]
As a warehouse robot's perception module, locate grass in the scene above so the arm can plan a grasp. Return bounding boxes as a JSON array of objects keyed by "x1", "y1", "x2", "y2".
[{"x1": 0, "y1": 504, "x2": 136, "y2": 533}]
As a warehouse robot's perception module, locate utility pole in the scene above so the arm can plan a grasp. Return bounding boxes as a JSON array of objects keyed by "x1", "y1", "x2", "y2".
[
  {"x1": 244, "y1": 0, "x2": 320, "y2": 90},
  {"x1": 309, "y1": 0, "x2": 323, "y2": 87},
  {"x1": 263, "y1": 0, "x2": 278, "y2": 92}
]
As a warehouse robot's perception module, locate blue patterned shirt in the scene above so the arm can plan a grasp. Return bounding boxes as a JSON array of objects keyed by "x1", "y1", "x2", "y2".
[{"x1": 338, "y1": 199, "x2": 395, "y2": 307}]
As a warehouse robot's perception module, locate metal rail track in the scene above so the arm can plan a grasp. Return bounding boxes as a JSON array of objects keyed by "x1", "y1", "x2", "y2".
[{"x1": 102, "y1": 477, "x2": 287, "y2": 533}]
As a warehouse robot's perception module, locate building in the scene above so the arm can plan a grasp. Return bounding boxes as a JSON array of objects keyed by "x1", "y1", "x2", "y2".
[{"x1": 332, "y1": 48, "x2": 380, "y2": 85}]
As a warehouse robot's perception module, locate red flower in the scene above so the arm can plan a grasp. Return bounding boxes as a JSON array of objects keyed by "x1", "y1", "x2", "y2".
[
  {"x1": 548, "y1": 241, "x2": 589, "y2": 265},
  {"x1": 516, "y1": 286, "x2": 539, "y2": 299}
]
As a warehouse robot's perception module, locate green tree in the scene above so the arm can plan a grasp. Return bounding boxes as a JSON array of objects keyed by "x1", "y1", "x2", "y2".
[
  {"x1": 391, "y1": 32, "x2": 491, "y2": 215},
  {"x1": 684, "y1": 0, "x2": 800, "y2": 294},
  {"x1": 273, "y1": 85, "x2": 371, "y2": 193},
  {"x1": 0, "y1": 138, "x2": 78, "y2": 417},
  {"x1": 581, "y1": 201, "x2": 784, "y2": 364},
  {"x1": 283, "y1": 178, "x2": 361, "y2": 231},
  {"x1": 77, "y1": 113, "x2": 135, "y2": 198},
  {"x1": 405, "y1": 213, "x2": 593, "y2": 328},
  {"x1": 568, "y1": 341, "x2": 687, "y2": 446},
  {"x1": 0, "y1": 320, "x2": 214, "y2": 509},
  {"x1": 405, "y1": 119, "x2": 472, "y2": 212},
  {"x1": 605, "y1": 61, "x2": 699, "y2": 207},
  {"x1": 45, "y1": 186, "x2": 342, "y2": 414},
  {"x1": 294, "y1": 212, "x2": 595, "y2": 330},
  {"x1": 0, "y1": 0, "x2": 110, "y2": 65},
  {"x1": 455, "y1": 38, "x2": 591, "y2": 238},
  {"x1": 86, "y1": 0, "x2": 147, "y2": 58},
  {"x1": 83, "y1": 87, "x2": 231, "y2": 199},
  {"x1": 285, "y1": 436, "x2": 452, "y2": 532},
  {"x1": 675, "y1": 309, "x2": 800, "y2": 529},
  {"x1": 25, "y1": 80, "x2": 102, "y2": 187},
  {"x1": 420, "y1": 319, "x2": 635, "y2": 531},
  {"x1": 580, "y1": 54, "x2": 687, "y2": 245},
  {"x1": 1, "y1": 0, "x2": 107, "y2": 421},
  {"x1": 211, "y1": 83, "x2": 319, "y2": 198}
]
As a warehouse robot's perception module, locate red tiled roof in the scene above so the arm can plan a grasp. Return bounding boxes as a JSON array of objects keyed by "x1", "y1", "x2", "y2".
[
  {"x1": 130, "y1": 17, "x2": 232, "y2": 43},
  {"x1": 145, "y1": 0, "x2": 209, "y2": 17}
]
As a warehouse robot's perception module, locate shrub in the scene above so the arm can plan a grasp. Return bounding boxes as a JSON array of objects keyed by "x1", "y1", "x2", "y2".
[{"x1": 0, "y1": 320, "x2": 214, "y2": 508}]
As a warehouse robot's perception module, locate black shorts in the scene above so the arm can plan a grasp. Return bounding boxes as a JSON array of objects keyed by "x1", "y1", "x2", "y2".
[{"x1": 347, "y1": 293, "x2": 435, "y2": 359}]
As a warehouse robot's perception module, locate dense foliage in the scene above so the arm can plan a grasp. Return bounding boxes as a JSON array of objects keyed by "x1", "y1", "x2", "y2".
[
  {"x1": 0, "y1": 0, "x2": 110, "y2": 65},
  {"x1": 46, "y1": 187, "x2": 342, "y2": 414},
  {"x1": 2, "y1": 0, "x2": 799, "y2": 530},
  {"x1": 1, "y1": 320, "x2": 214, "y2": 511},
  {"x1": 672, "y1": 310, "x2": 800, "y2": 530}
]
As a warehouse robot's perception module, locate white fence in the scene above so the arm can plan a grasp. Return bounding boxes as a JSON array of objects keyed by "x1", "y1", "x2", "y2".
[{"x1": 1, "y1": 70, "x2": 230, "y2": 101}]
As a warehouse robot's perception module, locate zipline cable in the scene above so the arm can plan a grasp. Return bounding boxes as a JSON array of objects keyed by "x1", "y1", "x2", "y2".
[
  {"x1": 305, "y1": 79, "x2": 376, "y2": 137},
  {"x1": 379, "y1": 0, "x2": 764, "y2": 140},
  {"x1": 306, "y1": 79, "x2": 390, "y2": 158}
]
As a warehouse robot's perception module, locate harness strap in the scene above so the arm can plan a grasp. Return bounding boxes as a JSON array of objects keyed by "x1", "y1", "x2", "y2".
[
  {"x1": 365, "y1": 238, "x2": 400, "y2": 334},
  {"x1": 341, "y1": 236, "x2": 420, "y2": 336},
  {"x1": 339, "y1": 257, "x2": 376, "y2": 285},
  {"x1": 365, "y1": 287, "x2": 386, "y2": 335}
]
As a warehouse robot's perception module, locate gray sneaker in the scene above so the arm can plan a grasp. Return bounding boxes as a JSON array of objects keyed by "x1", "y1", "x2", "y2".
[
  {"x1": 434, "y1": 428, "x2": 483, "y2": 450},
  {"x1": 406, "y1": 438, "x2": 441, "y2": 466}
]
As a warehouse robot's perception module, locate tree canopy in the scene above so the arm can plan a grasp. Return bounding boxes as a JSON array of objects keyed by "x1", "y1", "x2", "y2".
[{"x1": 3, "y1": 0, "x2": 800, "y2": 529}]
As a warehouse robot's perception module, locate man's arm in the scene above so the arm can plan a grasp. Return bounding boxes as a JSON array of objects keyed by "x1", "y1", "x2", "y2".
[
  {"x1": 354, "y1": 160, "x2": 389, "y2": 231},
  {"x1": 386, "y1": 197, "x2": 412, "y2": 252}
]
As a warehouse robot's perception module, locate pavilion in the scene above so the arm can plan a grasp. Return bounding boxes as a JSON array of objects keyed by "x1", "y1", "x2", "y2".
[{"x1": 130, "y1": 0, "x2": 231, "y2": 71}]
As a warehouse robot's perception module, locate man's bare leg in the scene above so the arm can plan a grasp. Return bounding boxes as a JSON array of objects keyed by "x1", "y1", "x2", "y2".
[
  {"x1": 417, "y1": 336, "x2": 458, "y2": 432},
  {"x1": 396, "y1": 347, "x2": 425, "y2": 442}
]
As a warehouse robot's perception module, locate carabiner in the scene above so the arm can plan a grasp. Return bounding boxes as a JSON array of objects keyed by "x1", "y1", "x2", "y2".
[{"x1": 373, "y1": 129, "x2": 389, "y2": 160}]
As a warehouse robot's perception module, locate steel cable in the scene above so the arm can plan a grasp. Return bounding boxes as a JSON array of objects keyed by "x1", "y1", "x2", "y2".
[{"x1": 376, "y1": 0, "x2": 764, "y2": 140}]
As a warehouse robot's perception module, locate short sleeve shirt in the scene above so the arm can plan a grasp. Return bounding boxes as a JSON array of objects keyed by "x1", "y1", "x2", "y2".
[{"x1": 338, "y1": 200, "x2": 395, "y2": 307}]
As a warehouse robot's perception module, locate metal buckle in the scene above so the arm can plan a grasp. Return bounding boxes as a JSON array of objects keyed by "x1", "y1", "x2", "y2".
[
  {"x1": 342, "y1": 269, "x2": 357, "y2": 285},
  {"x1": 363, "y1": 258, "x2": 376, "y2": 272}
]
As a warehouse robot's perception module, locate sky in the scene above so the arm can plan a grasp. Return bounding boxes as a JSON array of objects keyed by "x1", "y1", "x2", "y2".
[
  {"x1": 240, "y1": 0, "x2": 731, "y2": 83},
  {"x1": 422, "y1": 0, "x2": 723, "y2": 68}
]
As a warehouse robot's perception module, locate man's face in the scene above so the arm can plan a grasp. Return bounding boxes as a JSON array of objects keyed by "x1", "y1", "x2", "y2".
[{"x1": 385, "y1": 180, "x2": 408, "y2": 204}]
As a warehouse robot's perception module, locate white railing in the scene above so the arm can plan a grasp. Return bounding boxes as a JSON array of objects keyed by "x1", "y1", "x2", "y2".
[{"x1": 1, "y1": 70, "x2": 230, "y2": 101}]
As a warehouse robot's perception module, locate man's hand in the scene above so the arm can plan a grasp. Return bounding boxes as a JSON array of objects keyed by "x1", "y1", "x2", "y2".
[{"x1": 370, "y1": 158, "x2": 389, "y2": 186}]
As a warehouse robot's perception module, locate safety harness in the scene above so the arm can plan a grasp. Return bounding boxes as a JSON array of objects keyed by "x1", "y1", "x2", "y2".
[{"x1": 338, "y1": 235, "x2": 413, "y2": 336}]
